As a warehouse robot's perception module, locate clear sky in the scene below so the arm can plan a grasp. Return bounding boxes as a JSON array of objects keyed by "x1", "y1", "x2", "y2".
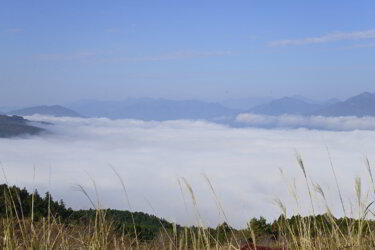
[{"x1": 1, "y1": 1, "x2": 375, "y2": 106}]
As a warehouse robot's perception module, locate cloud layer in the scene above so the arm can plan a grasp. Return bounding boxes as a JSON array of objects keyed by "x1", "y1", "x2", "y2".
[
  {"x1": 270, "y1": 29, "x2": 375, "y2": 47},
  {"x1": 236, "y1": 113, "x2": 375, "y2": 131},
  {"x1": 0, "y1": 116, "x2": 374, "y2": 228}
]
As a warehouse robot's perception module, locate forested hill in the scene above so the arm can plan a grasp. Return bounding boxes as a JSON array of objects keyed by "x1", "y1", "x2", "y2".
[
  {"x1": 0, "y1": 115, "x2": 44, "y2": 138},
  {"x1": 3, "y1": 183, "x2": 373, "y2": 244},
  {"x1": 0, "y1": 184, "x2": 177, "y2": 241},
  {"x1": 0, "y1": 183, "x2": 246, "y2": 242}
]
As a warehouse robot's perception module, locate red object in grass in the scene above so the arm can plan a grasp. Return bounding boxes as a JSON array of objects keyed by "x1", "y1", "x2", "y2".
[{"x1": 240, "y1": 243, "x2": 286, "y2": 250}]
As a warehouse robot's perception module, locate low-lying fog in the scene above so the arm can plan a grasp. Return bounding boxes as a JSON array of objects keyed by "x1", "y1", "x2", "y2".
[{"x1": 1, "y1": 115, "x2": 375, "y2": 228}]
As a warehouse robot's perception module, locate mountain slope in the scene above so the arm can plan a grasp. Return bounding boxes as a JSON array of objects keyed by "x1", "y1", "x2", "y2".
[
  {"x1": 314, "y1": 92, "x2": 375, "y2": 117},
  {"x1": 0, "y1": 115, "x2": 44, "y2": 137},
  {"x1": 8, "y1": 105, "x2": 81, "y2": 117},
  {"x1": 249, "y1": 97, "x2": 323, "y2": 115}
]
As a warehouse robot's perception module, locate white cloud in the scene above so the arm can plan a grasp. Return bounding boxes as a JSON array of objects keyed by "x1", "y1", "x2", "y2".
[
  {"x1": 236, "y1": 113, "x2": 375, "y2": 131},
  {"x1": 0, "y1": 116, "x2": 374, "y2": 228},
  {"x1": 269, "y1": 29, "x2": 375, "y2": 47}
]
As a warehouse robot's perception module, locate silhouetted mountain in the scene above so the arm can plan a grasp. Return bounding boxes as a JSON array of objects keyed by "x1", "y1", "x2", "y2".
[
  {"x1": 8, "y1": 105, "x2": 81, "y2": 117},
  {"x1": 0, "y1": 115, "x2": 44, "y2": 137},
  {"x1": 314, "y1": 92, "x2": 375, "y2": 117},
  {"x1": 69, "y1": 98, "x2": 235, "y2": 120},
  {"x1": 249, "y1": 97, "x2": 324, "y2": 115},
  {"x1": 220, "y1": 97, "x2": 274, "y2": 111}
]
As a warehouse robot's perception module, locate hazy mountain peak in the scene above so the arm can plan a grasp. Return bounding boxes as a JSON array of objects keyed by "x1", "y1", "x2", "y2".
[
  {"x1": 349, "y1": 91, "x2": 375, "y2": 100},
  {"x1": 314, "y1": 92, "x2": 375, "y2": 117},
  {"x1": 249, "y1": 96, "x2": 323, "y2": 115}
]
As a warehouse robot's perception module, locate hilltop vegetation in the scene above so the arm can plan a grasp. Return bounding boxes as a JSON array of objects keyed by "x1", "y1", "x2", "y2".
[
  {"x1": 0, "y1": 184, "x2": 176, "y2": 242},
  {"x1": 2, "y1": 182, "x2": 375, "y2": 249}
]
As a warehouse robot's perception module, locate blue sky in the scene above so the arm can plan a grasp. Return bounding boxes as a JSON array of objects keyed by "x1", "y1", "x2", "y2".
[{"x1": 1, "y1": 1, "x2": 375, "y2": 106}]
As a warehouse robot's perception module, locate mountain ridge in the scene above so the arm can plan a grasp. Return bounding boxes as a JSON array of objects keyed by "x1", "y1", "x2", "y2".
[
  {"x1": 247, "y1": 92, "x2": 375, "y2": 117},
  {"x1": 6, "y1": 92, "x2": 375, "y2": 121},
  {"x1": 249, "y1": 97, "x2": 324, "y2": 116},
  {"x1": 313, "y1": 92, "x2": 375, "y2": 117}
]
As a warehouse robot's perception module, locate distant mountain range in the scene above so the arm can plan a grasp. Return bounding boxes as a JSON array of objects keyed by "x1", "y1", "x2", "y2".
[
  {"x1": 0, "y1": 115, "x2": 44, "y2": 138},
  {"x1": 7, "y1": 105, "x2": 82, "y2": 117},
  {"x1": 249, "y1": 97, "x2": 323, "y2": 115},
  {"x1": 68, "y1": 98, "x2": 235, "y2": 120},
  {"x1": 312, "y1": 92, "x2": 375, "y2": 116},
  {"x1": 6, "y1": 92, "x2": 375, "y2": 122},
  {"x1": 248, "y1": 92, "x2": 375, "y2": 117}
]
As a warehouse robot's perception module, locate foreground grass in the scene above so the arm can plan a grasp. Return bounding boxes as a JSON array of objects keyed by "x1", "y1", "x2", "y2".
[{"x1": 2, "y1": 155, "x2": 375, "y2": 249}]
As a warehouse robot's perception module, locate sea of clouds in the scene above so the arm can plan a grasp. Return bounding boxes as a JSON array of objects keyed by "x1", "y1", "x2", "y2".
[
  {"x1": 236, "y1": 113, "x2": 375, "y2": 131},
  {"x1": 1, "y1": 115, "x2": 375, "y2": 228}
]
